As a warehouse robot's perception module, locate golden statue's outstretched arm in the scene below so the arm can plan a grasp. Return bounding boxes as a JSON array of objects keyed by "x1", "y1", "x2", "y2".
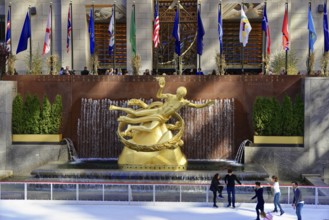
[{"x1": 187, "y1": 100, "x2": 215, "y2": 108}]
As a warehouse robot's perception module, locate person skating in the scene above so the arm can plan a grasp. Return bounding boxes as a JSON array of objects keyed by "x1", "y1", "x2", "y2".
[
  {"x1": 292, "y1": 181, "x2": 304, "y2": 220},
  {"x1": 251, "y1": 182, "x2": 265, "y2": 220},
  {"x1": 209, "y1": 173, "x2": 224, "y2": 208},
  {"x1": 271, "y1": 175, "x2": 284, "y2": 215},
  {"x1": 224, "y1": 168, "x2": 241, "y2": 208}
]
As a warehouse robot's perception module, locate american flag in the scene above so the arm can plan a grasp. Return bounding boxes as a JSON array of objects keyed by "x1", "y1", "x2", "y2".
[
  {"x1": 67, "y1": 5, "x2": 71, "y2": 53},
  {"x1": 153, "y1": 1, "x2": 160, "y2": 48}
]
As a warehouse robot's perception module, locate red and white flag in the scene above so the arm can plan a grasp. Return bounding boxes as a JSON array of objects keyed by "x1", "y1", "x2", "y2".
[
  {"x1": 153, "y1": 0, "x2": 160, "y2": 48},
  {"x1": 42, "y1": 8, "x2": 51, "y2": 55}
]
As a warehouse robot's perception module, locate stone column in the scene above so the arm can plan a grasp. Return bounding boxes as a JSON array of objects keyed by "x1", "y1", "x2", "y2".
[
  {"x1": 126, "y1": 0, "x2": 153, "y2": 75},
  {"x1": 0, "y1": 81, "x2": 16, "y2": 170},
  {"x1": 200, "y1": 0, "x2": 218, "y2": 75}
]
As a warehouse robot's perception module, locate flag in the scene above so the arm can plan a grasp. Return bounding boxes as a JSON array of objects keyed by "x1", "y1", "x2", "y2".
[
  {"x1": 108, "y1": 7, "x2": 115, "y2": 55},
  {"x1": 89, "y1": 8, "x2": 95, "y2": 55},
  {"x1": 282, "y1": 5, "x2": 289, "y2": 51},
  {"x1": 42, "y1": 8, "x2": 52, "y2": 55},
  {"x1": 172, "y1": 9, "x2": 180, "y2": 55},
  {"x1": 16, "y1": 12, "x2": 31, "y2": 54},
  {"x1": 153, "y1": 1, "x2": 160, "y2": 48},
  {"x1": 262, "y1": 3, "x2": 271, "y2": 55},
  {"x1": 197, "y1": 6, "x2": 205, "y2": 55},
  {"x1": 5, "y1": 8, "x2": 11, "y2": 51},
  {"x1": 308, "y1": 5, "x2": 317, "y2": 53},
  {"x1": 67, "y1": 5, "x2": 71, "y2": 53},
  {"x1": 324, "y1": 0, "x2": 329, "y2": 52},
  {"x1": 239, "y1": 5, "x2": 252, "y2": 47},
  {"x1": 218, "y1": 5, "x2": 223, "y2": 54},
  {"x1": 130, "y1": 5, "x2": 136, "y2": 56}
]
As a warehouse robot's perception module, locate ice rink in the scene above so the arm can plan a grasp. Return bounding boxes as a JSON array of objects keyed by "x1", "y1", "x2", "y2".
[{"x1": 0, "y1": 201, "x2": 328, "y2": 220}]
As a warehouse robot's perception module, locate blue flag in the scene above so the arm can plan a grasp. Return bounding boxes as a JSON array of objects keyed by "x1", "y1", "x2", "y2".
[
  {"x1": 308, "y1": 6, "x2": 317, "y2": 52},
  {"x1": 89, "y1": 8, "x2": 95, "y2": 55},
  {"x1": 16, "y1": 12, "x2": 31, "y2": 54},
  {"x1": 5, "y1": 8, "x2": 11, "y2": 51},
  {"x1": 197, "y1": 7, "x2": 205, "y2": 55},
  {"x1": 172, "y1": 10, "x2": 180, "y2": 56},
  {"x1": 218, "y1": 5, "x2": 223, "y2": 54},
  {"x1": 262, "y1": 3, "x2": 271, "y2": 54},
  {"x1": 108, "y1": 7, "x2": 115, "y2": 55},
  {"x1": 324, "y1": 0, "x2": 329, "y2": 52}
]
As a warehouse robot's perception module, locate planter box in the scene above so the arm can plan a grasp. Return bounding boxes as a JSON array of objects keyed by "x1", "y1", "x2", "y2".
[
  {"x1": 12, "y1": 134, "x2": 62, "y2": 143},
  {"x1": 253, "y1": 136, "x2": 303, "y2": 145}
]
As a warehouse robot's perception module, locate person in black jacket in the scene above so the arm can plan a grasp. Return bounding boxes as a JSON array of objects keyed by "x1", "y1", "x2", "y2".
[
  {"x1": 224, "y1": 169, "x2": 241, "y2": 208},
  {"x1": 251, "y1": 182, "x2": 265, "y2": 220},
  {"x1": 209, "y1": 173, "x2": 224, "y2": 208}
]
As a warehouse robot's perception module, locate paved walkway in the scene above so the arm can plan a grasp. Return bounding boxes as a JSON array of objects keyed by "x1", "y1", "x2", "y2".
[{"x1": 0, "y1": 201, "x2": 328, "y2": 220}]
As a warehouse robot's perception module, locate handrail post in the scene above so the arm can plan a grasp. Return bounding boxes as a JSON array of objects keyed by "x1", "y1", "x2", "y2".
[
  {"x1": 153, "y1": 185, "x2": 155, "y2": 204},
  {"x1": 102, "y1": 184, "x2": 105, "y2": 201},
  {"x1": 50, "y1": 183, "x2": 53, "y2": 200},
  {"x1": 206, "y1": 186, "x2": 208, "y2": 203},
  {"x1": 0, "y1": 183, "x2": 1, "y2": 200},
  {"x1": 179, "y1": 185, "x2": 182, "y2": 202},
  {"x1": 24, "y1": 183, "x2": 27, "y2": 200},
  {"x1": 128, "y1": 185, "x2": 131, "y2": 204},
  {"x1": 287, "y1": 186, "x2": 290, "y2": 205},
  {"x1": 76, "y1": 184, "x2": 79, "y2": 201},
  {"x1": 315, "y1": 187, "x2": 318, "y2": 206}
]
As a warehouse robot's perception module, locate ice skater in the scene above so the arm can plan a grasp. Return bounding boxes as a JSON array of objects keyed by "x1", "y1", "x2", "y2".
[
  {"x1": 251, "y1": 182, "x2": 264, "y2": 220},
  {"x1": 224, "y1": 168, "x2": 241, "y2": 208},
  {"x1": 271, "y1": 175, "x2": 284, "y2": 215},
  {"x1": 209, "y1": 173, "x2": 224, "y2": 208},
  {"x1": 292, "y1": 181, "x2": 304, "y2": 220}
]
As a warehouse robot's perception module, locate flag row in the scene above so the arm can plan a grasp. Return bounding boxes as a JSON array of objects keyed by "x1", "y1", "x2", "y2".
[{"x1": 5, "y1": 1, "x2": 329, "y2": 58}]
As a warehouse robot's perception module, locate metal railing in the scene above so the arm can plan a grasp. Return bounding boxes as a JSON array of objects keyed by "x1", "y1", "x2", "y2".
[{"x1": 0, "y1": 181, "x2": 328, "y2": 205}]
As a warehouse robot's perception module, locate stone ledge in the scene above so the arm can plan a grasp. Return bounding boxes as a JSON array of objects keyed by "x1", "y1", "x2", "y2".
[{"x1": 0, "y1": 170, "x2": 13, "y2": 180}]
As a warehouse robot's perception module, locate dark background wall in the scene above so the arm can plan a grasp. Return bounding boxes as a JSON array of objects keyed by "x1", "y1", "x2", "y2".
[{"x1": 3, "y1": 75, "x2": 303, "y2": 159}]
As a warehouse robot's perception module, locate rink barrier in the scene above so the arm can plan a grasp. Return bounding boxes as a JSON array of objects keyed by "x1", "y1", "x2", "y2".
[{"x1": 0, "y1": 181, "x2": 328, "y2": 205}]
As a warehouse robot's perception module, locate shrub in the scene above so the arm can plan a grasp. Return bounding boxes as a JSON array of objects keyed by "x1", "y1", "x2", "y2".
[
  {"x1": 253, "y1": 95, "x2": 304, "y2": 136},
  {"x1": 270, "y1": 50, "x2": 299, "y2": 75},
  {"x1": 50, "y1": 95, "x2": 63, "y2": 134},
  {"x1": 12, "y1": 94, "x2": 62, "y2": 134},
  {"x1": 40, "y1": 96, "x2": 52, "y2": 134},
  {"x1": 12, "y1": 94, "x2": 24, "y2": 134}
]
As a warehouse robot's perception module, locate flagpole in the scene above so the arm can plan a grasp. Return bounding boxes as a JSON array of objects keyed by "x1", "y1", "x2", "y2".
[
  {"x1": 9, "y1": 2, "x2": 12, "y2": 55},
  {"x1": 178, "y1": 0, "x2": 181, "y2": 75},
  {"x1": 155, "y1": 0, "x2": 159, "y2": 75},
  {"x1": 241, "y1": 2, "x2": 244, "y2": 74},
  {"x1": 92, "y1": 2, "x2": 95, "y2": 74},
  {"x1": 198, "y1": 3, "x2": 201, "y2": 72},
  {"x1": 28, "y1": 5, "x2": 32, "y2": 73},
  {"x1": 219, "y1": 1, "x2": 222, "y2": 74},
  {"x1": 113, "y1": 1, "x2": 116, "y2": 71},
  {"x1": 285, "y1": 1, "x2": 288, "y2": 74},
  {"x1": 262, "y1": 1, "x2": 266, "y2": 75},
  {"x1": 50, "y1": 2, "x2": 53, "y2": 74},
  {"x1": 308, "y1": 1, "x2": 311, "y2": 75},
  {"x1": 70, "y1": 0, "x2": 74, "y2": 70}
]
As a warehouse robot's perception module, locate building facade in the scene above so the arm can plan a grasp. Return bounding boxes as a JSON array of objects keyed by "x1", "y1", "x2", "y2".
[{"x1": 0, "y1": 0, "x2": 328, "y2": 74}]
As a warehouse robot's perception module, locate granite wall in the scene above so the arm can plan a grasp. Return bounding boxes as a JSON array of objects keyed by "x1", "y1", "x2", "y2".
[
  {"x1": 245, "y1": 77, "x2": 329, "y2": 180},
  {"x1": 0, "y1": 81, "x2": 16, "y2": 171}
]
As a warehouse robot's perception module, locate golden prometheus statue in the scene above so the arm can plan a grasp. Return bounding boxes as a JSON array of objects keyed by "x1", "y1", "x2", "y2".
[{"x1": 109, "y1": 77, "x2": 214, "y2": 171}]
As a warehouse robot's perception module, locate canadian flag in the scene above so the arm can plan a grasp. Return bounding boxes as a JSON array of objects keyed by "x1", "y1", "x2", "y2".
[{"x1": 42, "y1": 9, "x2": 51, "y2": 55}]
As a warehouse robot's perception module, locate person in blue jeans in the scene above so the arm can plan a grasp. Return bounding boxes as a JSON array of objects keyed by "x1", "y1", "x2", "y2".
[
  {"x1": 271, "y1": 175, "x2": 284, "y2": 215},
  {"x1": 292, "y1": 181, "x2": 304, "y2": 220},
  {"x1": 224, "y1": 169, "x2": 241, "y2": 208}
]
